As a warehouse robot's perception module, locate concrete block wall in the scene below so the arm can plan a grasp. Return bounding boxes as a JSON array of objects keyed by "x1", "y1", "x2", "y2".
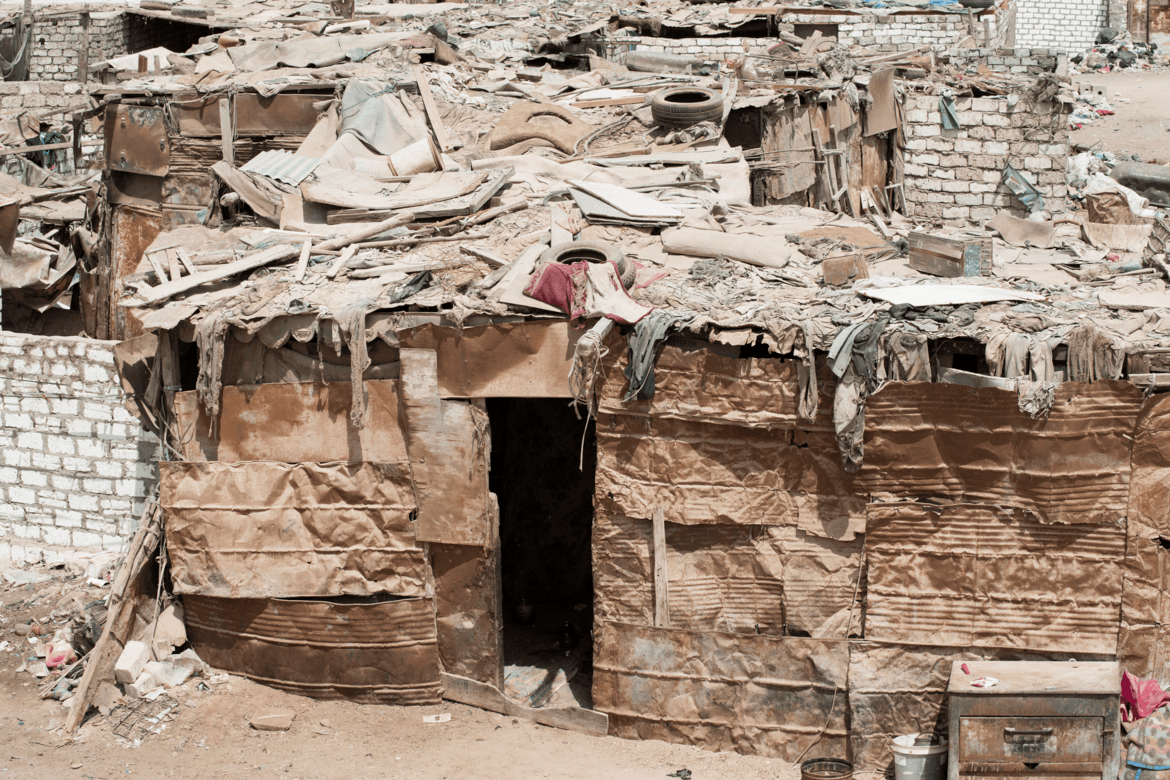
[
  {"x1": 30, "y1": 11, "x2": 129, "y2": 81},
  {"x1": 901, "y1": 92, "x2": 1069, "y2": 221},
  {"x1": 0, "y1": 334, "x2": 159, "y2": 564},
  {"x1": 949, "y1": 47, "x2": 1061, "y2": 75},
  {"x1": 627, "y1": 36, "x2": 750, "y2": 60},
  {"x1": 783, "y1": 12, "x2": 982, "y2": 53},
  {"x1": 1015, "y1": 0, "x2": 1107, "y2": 50}
]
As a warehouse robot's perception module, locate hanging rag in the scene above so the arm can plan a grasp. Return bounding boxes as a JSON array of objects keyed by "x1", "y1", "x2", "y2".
[
  {"x1": 194, "y1": 310, "x2": 232, "y2": 422},
  {"x1": 331, "y1": 297, "x2": 376, "y2": 430},
  {"x1": 1067, "y1": 324, "x2": 1126, "y2": 382},
  {"x1": 1017, "y1": 380, "x2": 1056, "y2": 417},
  {"x1": 1028, "y1": 337, "x2": 1054, "y2": 382},
  {"x1": 1002, "y1": 333, "x2": 1031, "y2": 378},
  {"x1": 623, "y1": 309, "x2": 689, "y2": 401},
  {"x1": 1123, "y1": 672, "x2": 1170, "y2": 723},
  {"x1": 940, "y1": 93, "x2": 961, "y2": 130},
  {"x1": 795, "y1": 319, "x2": 819, "y2": 422},
  {"x1": 887, "y1": 331, "x2": 931, "y2": 381},
  {"x1": 829, "y1": 313, "x2": 890, "y2": 472}
]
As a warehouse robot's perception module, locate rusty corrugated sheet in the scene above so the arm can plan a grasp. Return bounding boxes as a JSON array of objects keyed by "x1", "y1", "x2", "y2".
[
  {"x1": 397, "y1": 321, "x2": 587, "y2": 399},
  {"x1": 400, "y1": 349, "x2": 491, "y2": 546},
  {"x1": 173, "y1": 380, "x2": 408, "y2": 463},
  {"x1": 104, "y1": 104, "x2": 170, "y2": 177},
  {"x1": 162, "y1": 461, "x2": 425, "y2": 598},
  {"x1": 185, "y1": 595, "x2": 441, "y2": 705},
  {"x1": 857, "y1": 381, "x2": 1142, "y2": 525},
  {"x1": 594, "y1": 622, "x2": 848, "y2": 759},
  {"x1": 596, "y1": 413, "x2": 864, "y2": 531},
  {"x1": 592, "y1": 503, "x2": 860, "y2": 637},
  {"x1": 865, "y1": 503, "x2": 1124, "y2": 654},
  {"x1": 432, "y1": 541, "x2": 503, "y2": 688},
  {"x1": 235, "y1": 92, "x2": 324, "y2": 136},
  {"x1": 1120, "y1": 392, "x2": 1170, "y2": 680},
  {"x1": 597, "y1": 341, "x2": 834, "y2": 429}
]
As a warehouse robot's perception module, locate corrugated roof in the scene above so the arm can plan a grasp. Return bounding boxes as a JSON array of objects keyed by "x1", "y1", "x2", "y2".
[{"x1": 240, "y1": 150, "x2": 322, "y2": 186}]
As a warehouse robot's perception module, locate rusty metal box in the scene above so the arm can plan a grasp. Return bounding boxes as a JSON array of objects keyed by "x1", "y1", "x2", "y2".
[{"x1": 947, "y1": 661, "x2": 1120, "y2": 780}]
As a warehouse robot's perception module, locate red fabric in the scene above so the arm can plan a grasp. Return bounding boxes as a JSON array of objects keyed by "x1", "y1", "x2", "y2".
[
  {"x1": 1122, "y1": 671, "x2": 1170, "y2": 722},
  {"x1": 524, "y1": 261, "x2": 588, "y2": 319}
]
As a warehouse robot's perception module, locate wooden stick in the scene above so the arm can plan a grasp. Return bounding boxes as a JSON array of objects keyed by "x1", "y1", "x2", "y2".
[
  {"x1": 413, "y1": 65, "x2": 449, "y2": 151},
  {"x1": 166, "y1": 248, "x2": 182, "y2": 282},
  {"x1": 348, "y1": 261, "x2": 447, "y2": 279},
  {"x1": 175, "y1": 248, "x2": 198, "y2": 276},
  {"x1": 652, "y1": 507, "x2": 669, "y2": 629},
  {"x1": 356, "y1": 232, "x2": 487, "y2": 250},
  {"x1": 293, "y1": 239, "x2": 311, "y2": 282},
  {"x1": 218, "y1": 98, "x2": 233, "y2": 166},
  {"x1": 315, "y1": 211, "x2": 418, "y2": 253},
  {"x1": 324, "y1": 244, "x2": 356, "y2": 279},
  {"x1": 570, "y1": 96, "x2": 646, "y2": 109},
  {"x1": 145, "y1": 250, "x2": 169, "y2": 284}
]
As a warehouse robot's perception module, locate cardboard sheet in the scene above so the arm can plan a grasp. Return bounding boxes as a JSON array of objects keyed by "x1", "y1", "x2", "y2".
[
  {"x1": 185, "y1": 594, "x2": 441, "y2": 705},
  {"x1": 162, "y1": 461, "x2": 424, "y2": 598},
  {"x1": 858, "y1": 381, "x2": 1142, "y2": 525},
  {"x1": 594, "y1": 622, "x2": 848, "y2": 759},
  {"x1": 432, "y1": 540, "x2": 503, "y2": 689},
  {"x1": 400, "y1": 349, "x2": 491, "y2": 546},
  {"x1": 596, "y1": 413, "x2": 864, "y2": 533},
  {"x1": 174, "y1": 380, "x2": 408, "y2": 463},
  {"x1": 398, "y1": 320, "x2": 585, "y2": 398},
  {"x1": 864, "y1": 69, "x2": 898, "y2": 136},
  {"x1": 865, "y1": 503, "x2": 1124, "y2": 654},
  {"x1": 598, "y1": 344, "x2": 833, "y2": 430}
]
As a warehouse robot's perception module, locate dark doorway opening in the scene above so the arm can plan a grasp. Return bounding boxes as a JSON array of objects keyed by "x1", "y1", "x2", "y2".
[{"x1": 485, "y1": 398, "x2": 595, "y2": 710}]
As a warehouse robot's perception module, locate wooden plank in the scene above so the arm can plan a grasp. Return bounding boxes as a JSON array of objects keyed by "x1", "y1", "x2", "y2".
[
  {"x1": 175, "y1": 247, "x2": 198, "y2": 276},
  {"x1": 0, "y1": 141, "x2": 73, "y2": 158},
  {"x1": 293, "y1": 239, "x2": 311, "y2": 282},
  {"x1": 653, "y1": 506, "x2": 669, "y2": 629},
  {"x1": 570, "y1": 96, "x2": 646, "y2": 109},
  {"x1": 413, "y1": 65, "x2": 449, "y2": 151},
  {"x1": 166, "y1": 248, "x2": 182, "y2": 282},
  {"x1": 145, "y1": 249, "x2": 170, "y2": 284},
  {"x1": 441, "y1": 673, "x2": 609, "y2": 737},
  {"x1": 218, "y1": 98, "x2": 233, "y2": 165},
  {"x1": 324, "y1": 244, "x2": 356, "y2": 279},
  {"x1": 799, "y1": 30, "x2": 823, "y2": 56}
]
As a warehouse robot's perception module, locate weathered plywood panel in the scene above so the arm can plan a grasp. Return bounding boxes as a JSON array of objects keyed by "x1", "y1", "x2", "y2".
[
  {"x1": 858, "y1": 380, "x2": 1142, "y2": 525},
  {"x1": 400, "y1": 349, "x2": 491, "y2": 546},
  {"x1": 185, "y1": 595, "x2": 441, "y2": 704},
  {"x1": 162, "y1": 461, "x2": 424, "y2": 598},
  {"x1": 596, "y1": 414, "x2": 863, "y2": 532},
  {"x1": 594, "y1": 622, "x2": 848, "y2": 759},
  {"x1": 760, "y1": 102, "x2": 817, "y2": 199},
  {"x1": 865, "y1": 503, "x2": 1124, "y2": 654},
  {"x1": 432, "y1": 540, "x2": 503, "y2": 688},
  {"x1": 174, "y1": 380, "x2": 408, "y2": 464},
  {"x1": 398, "y1": 320, "x2": 585, "y2": 399},
  {"x1": 598, "y1": 344, "x2": 832, "y2": 430}
]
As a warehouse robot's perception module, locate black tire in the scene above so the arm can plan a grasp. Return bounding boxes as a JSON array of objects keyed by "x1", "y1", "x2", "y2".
[
  {"x1": 540, "y1": 241, "x2": 636, "y2": 289},
  {"x1": 650, "y1": 87, "x2": 724, "y2": 128}
]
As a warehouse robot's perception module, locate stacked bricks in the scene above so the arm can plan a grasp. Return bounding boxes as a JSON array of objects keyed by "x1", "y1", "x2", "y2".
[
  {"x1": 627, "y1": 37, "x2": 751, "y2": 60},
  {"x1": 784, "y1": 12, "x2": 982, "y2": 53},
  {"x1": 0, "y1": 334, "x2": 159, "y2": 563},
  {"x1": 1014, "y1": 0, "x2": 1108, "y2": 51},
  {"x1": 29, "y1": 10, "x2": 130, "y2": 82},
  {"x1": 949, "y1": 47, "x2": 1062, "y2": 76},
  {"x1": 901, "y1": 92, "x2": 1070, "y2": 222}
]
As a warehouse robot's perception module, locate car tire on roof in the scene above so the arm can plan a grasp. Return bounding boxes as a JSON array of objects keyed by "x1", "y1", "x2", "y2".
[{"x1": 650, "y1": 87, "x2": 724, "y2": 128}]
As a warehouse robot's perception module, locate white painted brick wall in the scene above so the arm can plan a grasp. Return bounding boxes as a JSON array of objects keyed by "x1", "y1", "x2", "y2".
[
  {"x1": 1014, "y1": 0, "x2": 1108, "y2": 50},
  {"x1": 0, "y1": 333, "x2": 159, "y2": 564}
]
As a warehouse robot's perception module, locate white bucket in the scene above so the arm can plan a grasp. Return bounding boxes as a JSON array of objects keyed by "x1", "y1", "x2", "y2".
[
  {"x1": 892, "y1": 734, "x2": 947, "y2": 780},
  {"x1": 388, "y1": 137, "x2": 443, "y2": 176}
]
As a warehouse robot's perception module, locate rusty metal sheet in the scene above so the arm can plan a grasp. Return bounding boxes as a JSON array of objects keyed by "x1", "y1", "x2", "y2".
[
  {"x1": 865, "y1": 503, "x2": 1124, "y2": 654},
  {"x1": 161, "y1": 461, "x2": 425, "y2": 598},
  {"x1": 857, "y1": 381, "x2": 1142, "y2": 525},
  {"x1": 958, "y1": 717, "x2": 1103, "y2": 764},
  {"x1": 846, "y1": 642, "x2": 1116, "y2": 771},
  {"x1": 108, "y1": 171, "x2": 163, "y2": 207},
  {"x1": 593, "y1": 621, "x2": 848, "y2": 759},
  {"x1": 597, "y1": 341, "x2": 834, "y2": 430},
  {"x1": 596, "y1": 413, "x2": 864, "y2": 534},
  {"x1": 400, "y1": 349, "x2": 491, "y2": 546},
  {"x1": 172, "y1": 92, "x2": 223, "y2": 137},
  {"x1": 105, "y1": 104, "x2": 170, "y2": 177},
  {"x1": 235, "y1": 92, "x2": 324, "y2": 137},
  {"x1": 173, "y1": 379, "x2": 408, "y2": 463},
  {"x1": 185, "y1": 594, "x2": 441, "y2": 705},
  {"x1": 397, "y1": 321, "x2": 587, "y2": 399},
  {"x1": 432, "y1": 540, "x2": 502, "y2": 688},
  {"x1": 592, "y1": 503, "x2": 860, "y2": 637},
  {"x1": 111, "y1": 204, "x2": 162, "y2": 340}
]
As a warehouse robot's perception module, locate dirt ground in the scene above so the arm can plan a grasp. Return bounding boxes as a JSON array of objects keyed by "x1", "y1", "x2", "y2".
[
  {"x1": 0, "y1": 572, "x2": 809, "y2": 780},
  {"x1": 1071, "y1": 68, "x2": 1170, "y2": 163}
]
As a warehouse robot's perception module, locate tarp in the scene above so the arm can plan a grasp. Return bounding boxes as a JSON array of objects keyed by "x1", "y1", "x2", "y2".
[
  {"x1": 162, "y1": 461, "x2": 425, "y2": 598},
  {"x1": 594, "y1": 622, "x2": 849, "y2": 759},
  {"x1": 857, "y1": 381, "x2": 1142, "y2": 525},
  {"x1": 865, "y1": 502, "x2": 1125, "y2": 654},
  {"x1": 335, "y1": 79, "x2": 428, "y2": 156},
  {"x1": 226, "y1": 33, "x2": 405, "y2": 72}
]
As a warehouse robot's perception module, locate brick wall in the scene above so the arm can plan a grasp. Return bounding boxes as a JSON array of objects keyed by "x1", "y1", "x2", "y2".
[
  {"x1": 949, "y1": 46, "x2": 1062, "y2": 75},
  {"x1": 0, "y1": 334, "x2": 158, "y2": 564},
  {"x1": 784, "y1": 12, "x2": 979, "y2": 53},
  {"x1": 1015, "y1": 0, "x2": 1108, "y2": 50},
  {"x1": 29, "y1": 10, "x2": 131, "y2": 81},
  {"x1": 901, "y1": 92, "x2": 1069, "y2": 221},
  {"x1": 0, "y1": 82, "x2": 104, "y2": 176}
]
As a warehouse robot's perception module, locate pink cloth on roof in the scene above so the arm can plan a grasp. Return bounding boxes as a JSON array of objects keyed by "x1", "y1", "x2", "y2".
[{"x1": 1122, "y1": 671, "x2": 1170, "y2": 723}]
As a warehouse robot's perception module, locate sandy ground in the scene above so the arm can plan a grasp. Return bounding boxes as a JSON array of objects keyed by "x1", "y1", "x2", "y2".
[
  {"x1": 0, "y1": 572, "x2": 803, "y2": 780},
  {"x1": 1071, "y1": 68, "x2": 1170, "y2": 163}
]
